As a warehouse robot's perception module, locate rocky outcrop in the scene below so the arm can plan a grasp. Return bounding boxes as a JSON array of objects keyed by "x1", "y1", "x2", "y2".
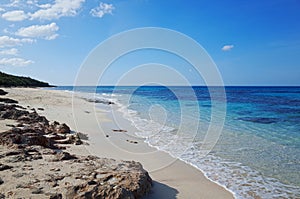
[
  {"x1": 0, "y1": 89, "x2": 8, "y2": 96},
  {"x1": 84, "y1": 98, "x2": 115, "y2": 105},
  {"x1": 0, "y1": 103, "x2": 81, "y2": 148},
  {"x1": 0, "y1": 104, "x2": 44, "y2": 122},
  {"x1": 0, "y1": 98, "x2": 18, "y2": 104},
  {"x1": 0, "y1": 145, "x2": 152, "y2": 199},
  {"x1": 0, "y1": 127, "x2": 53, "y2": 148},
  {"x1": 65, "y1": 157, "x2": 152, "y2": 199},
  {"x1": 0, "y1": 91, "x2": 152, "y2": 198}
]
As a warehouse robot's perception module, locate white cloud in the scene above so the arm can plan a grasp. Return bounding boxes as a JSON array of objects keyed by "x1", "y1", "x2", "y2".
[
  {"x1": 0, "y1": 36, "x2": 34, "y2": 48},
  {"x1": 29, "y1": 0, "x2": 85, "y2": 20},
  {"x1": 0, "y1": 57, "x2": 34, "y2": 67},
  {"x1": 5, "y1": 0, "x2": 22, "y2": 8},
  {"x1": 0, "y1": 48, "x2": 18, "y2": 55},
  {"x1": 2, "y1": 10, "x2": 28, "y2": 21},
  {"x1": 90, "y1": 2, "x2": 114, "y2": 18},
  {"x1": 0, "y1": 8, "x2": 5, "y2": 12},
  {"x1": 26, "y1": 0, "x2": 38, "y2": 5},
  {"x1": 222, "y1": 45, "x2": 234, "y2": 51},
  {"x1": 15, "y1": 22, "x2": 59, "y2": 40},
  {"x1": 37, "y1": 4, "x2": 52, "y2": 9}
]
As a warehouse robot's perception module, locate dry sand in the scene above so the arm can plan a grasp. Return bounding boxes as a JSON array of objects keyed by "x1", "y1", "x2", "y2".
[{"x1": 3, "y1": 88, "x2": 234, "y2": 199}]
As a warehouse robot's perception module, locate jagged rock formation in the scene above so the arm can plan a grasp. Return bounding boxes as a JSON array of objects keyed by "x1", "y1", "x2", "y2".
[
  {"x1": 0, "y1": 103, "x2": 81, "y2": 148},
  {"x1": 0, "y1": 89, "x2": 8, "y2": 96},
  {"x1": 0, "y1": 145, "x2": 152, "y2": 199},
  {"x1": 0, "y1": 90, "x2": 152, "y2": 198}
]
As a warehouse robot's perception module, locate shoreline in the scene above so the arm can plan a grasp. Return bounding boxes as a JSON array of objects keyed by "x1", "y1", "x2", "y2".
[
  {"x1": 3, "y1": 87, "x2": 234, "y2": 198},
  {"x1": 103, "y1": 93, "x2": 237, "y2": 198}
]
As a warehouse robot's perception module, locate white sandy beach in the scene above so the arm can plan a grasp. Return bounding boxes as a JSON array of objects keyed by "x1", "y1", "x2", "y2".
[{"x1": 3, "y1": 88, "x2": 234, "y2": 199}]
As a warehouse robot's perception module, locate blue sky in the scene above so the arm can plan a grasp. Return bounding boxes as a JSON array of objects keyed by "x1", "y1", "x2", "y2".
[{"x1": 0, "y1": 0, "x2": 299, "y2": 86}]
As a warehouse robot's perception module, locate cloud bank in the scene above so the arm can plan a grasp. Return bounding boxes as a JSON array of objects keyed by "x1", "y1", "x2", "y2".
[
  {"x1": 1, "y1": 10, "x2": 28, "y2": 21},
  {"x1": 15, "y1": 23, "x2": 59, "y2": 40},
  {"x1": 0, "y1": 36, "x2": 34, "y2": 48},
  {"x1": 0, "y1": 57, "x2": 34, "y2": 67},
  {"x1": 0, "y1": 0, "x2": 114, "y2": 67}
]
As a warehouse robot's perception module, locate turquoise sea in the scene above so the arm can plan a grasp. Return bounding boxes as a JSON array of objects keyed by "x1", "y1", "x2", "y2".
[{"x1": 51, "y1": 86, "x2": 300, "y2": 199}]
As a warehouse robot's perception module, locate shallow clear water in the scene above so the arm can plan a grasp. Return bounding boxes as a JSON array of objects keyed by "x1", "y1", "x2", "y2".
[{"x1": 51, "y1": 86, "x2": 300, "y2": 198}]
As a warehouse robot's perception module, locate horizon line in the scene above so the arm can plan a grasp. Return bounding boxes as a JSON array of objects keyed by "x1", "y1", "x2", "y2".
[{"x1": 51, "y1": 85, "x2": 300, "y2": 87}]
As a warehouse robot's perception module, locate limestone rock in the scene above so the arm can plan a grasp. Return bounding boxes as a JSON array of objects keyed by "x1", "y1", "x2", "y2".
[
  {"x1": 53, "y1": 151, "x2": 77, "y2": 161},
  {"x1": 49, "y1": 193, "x2": 62, "y2": 199},
  {"x1": 0, "y1": 96, "x2": 152, "y2": 199},
  {"x1": 0, "y1": 98, "x2": 18, "y2": 104},
  {"x1": 0, "y1": 103, "x2": 83, "y2": 147},
  {"x1": 0, "y1": 89, "x2": 8, "y2": 96},
  {"x1": 0, "y1": 127, "x2": 53, "y2": 148},
  {"x1": 56, "y1": 123, "x2": 70, "y2": 134},
  {"x1": 0, "y1": 164, "x2": 13, "y2": 171}
]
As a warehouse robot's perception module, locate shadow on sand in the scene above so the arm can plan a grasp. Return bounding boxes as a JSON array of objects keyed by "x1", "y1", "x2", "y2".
[{"x1": 143, "y1": 181, "x2": 179, "y2": 199}]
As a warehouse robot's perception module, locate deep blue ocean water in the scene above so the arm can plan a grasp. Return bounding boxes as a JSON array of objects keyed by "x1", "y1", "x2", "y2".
[{"x1": 50, "y1": 86, "x2": 300, "y2": 198}]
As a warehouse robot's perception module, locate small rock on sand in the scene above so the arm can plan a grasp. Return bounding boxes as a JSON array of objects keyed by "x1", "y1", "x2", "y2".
[
  {"x1": 112, "y1": 129, "x2": 128, "y2": 133},
  {"x1": 126, "y1": 140, "x2": 138, "y2": 144}
]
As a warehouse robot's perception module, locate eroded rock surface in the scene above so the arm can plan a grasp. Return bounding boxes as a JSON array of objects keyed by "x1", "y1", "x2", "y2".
[
  {"x1": 0, "y1": 103, "x2": 82, "y2": 148},
  {"x1": 0, "y1": 89, "x2": 8, "y2": 96},
  {"x1": 0, "y1": 145, "x2": 152, "y2": 199},
  {"x1": 0, "y1": 92, "x2": 152, "y2": 198}
]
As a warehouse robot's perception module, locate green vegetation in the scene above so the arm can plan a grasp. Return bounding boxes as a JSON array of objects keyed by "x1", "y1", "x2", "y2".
[{"x1": 0, "y1": 71, "x2": 54, "y2": 87}]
